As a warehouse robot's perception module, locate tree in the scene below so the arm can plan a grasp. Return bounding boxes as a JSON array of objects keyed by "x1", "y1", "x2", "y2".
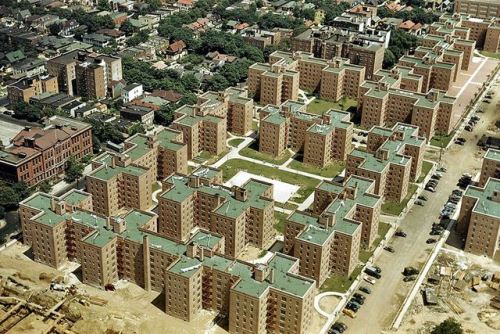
[
  {"x1": 431, "y1": 319, "x2": 463, "y2": 334},
  {"x1": 128, "y1": 123, "x2": 146, "y2": 136},
  {"x1": 383, "y1": 49, "x2": 397, "y2": 69},
  {"x1": 120, "y1": 20, "x2": 137, "y2": 35},
  {"x1": 64, "y1": 157, "x2": 84, "y2": 183},
  {"x1": 97, "y1": 0, "x2": 112, "y2": 11},
  {"x1": 38, "y1": 181, "x2": 53, "y2": 194}
]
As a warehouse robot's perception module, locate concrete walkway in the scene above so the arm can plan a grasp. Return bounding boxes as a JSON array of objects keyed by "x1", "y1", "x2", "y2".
[{"x1": 314, "y1": 292, "x2": 346, "y2": 334}]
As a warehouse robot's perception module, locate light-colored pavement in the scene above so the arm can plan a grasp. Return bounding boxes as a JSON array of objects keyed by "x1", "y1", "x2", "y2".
[{"x1": 338, "y1": 70, "x2": 500, "y2": 333}]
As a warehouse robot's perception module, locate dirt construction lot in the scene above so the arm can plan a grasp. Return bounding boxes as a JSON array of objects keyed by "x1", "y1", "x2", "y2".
[
  {"x1": 0, "y1": 244, "x2": 327, "y2": 334},
  {"x1": 396, "y1": 250, "x2": 500, "y2": 334}
]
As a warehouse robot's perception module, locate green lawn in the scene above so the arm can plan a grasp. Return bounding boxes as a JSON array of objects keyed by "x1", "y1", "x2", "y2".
[
  {"x1": 307, "y1": 97, "x2": 358, "y2": 115},
  {"x1": 430, "y1": 132, "x2": 455, "y2": 148},
  {"x1": 274, "y1": 211, "x2": 289, "y2": 234},
  {"x1": 288, "y1": 159, "x2": 345, "y2": 178},
  {"x1": 275, "y1": 202, "x2": 299, "y2": 210},
  {"x1": 228, "y1": 138, "x2": 244, "y2": 148},
  {"x1": 417, "y1": 161, "x2": 434, "y2": 183},
  {"x1": 219, "y1": 159, "x2": 320, "y2": 203},
  {"x1": 480, "y1": 51, "x2": 500, "y2": 60},
  {"x1": 359, "y1": 222, "x2": 391, "y2": 263},
  {"x1": 382, "y1": 183, "x2": 419, "y2": 216},
  {"x1": 252, "y1": 120, "x2": 259, "y2": 132},
  {"x1": 152, "y1": 182, "x2": 161, "y2": 193},
  {"x1": 240, "y1": 141, "x2": 292, "y2": 165},
  {"x1": 320, "y1": 265, "x2": 363, "y2": 293},
  {"x1": 195, "y1": 149, "x2": 230, "y2": 165}
]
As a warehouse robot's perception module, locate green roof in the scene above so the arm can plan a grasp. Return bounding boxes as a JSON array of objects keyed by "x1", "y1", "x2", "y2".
[
  {"x1": 465, "y1": 178, "x2": 500, "y2": 218},
  {"x1": 60, "y1": 190, "x2": 91, "y2": 206},
  {"x1": 485, "y1": 149, "x2": 500, "y2": 162},
  {"x1": 88, "y1": 153, "x2": 149, "y2": 181}
]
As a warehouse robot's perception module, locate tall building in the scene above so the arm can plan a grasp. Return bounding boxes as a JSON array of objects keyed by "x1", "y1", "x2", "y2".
[
  {"x1": 432, "y1": 13, "x2": 500, "y2": 53},
  {"x1": 248, "y1": 51, "x2": 365, "y2": 105},
  {"x1": 479, "y1": 149, "x2": 500, "y2": 187},
  {"x1": 457, "y1": 177, "x2": 500, "y2": 260},
  {"x1": 346, "y1": 123, "x2": 425, "y2": 203},
  {"x1": 359, "y1": 69, "x2": 457, "y2": 139},
  {"x1": 0, "y1": 116, "x2": 92, "y2": 186},
  {"x1": 259, "y1": 100, "x2": 353, "y2": 166},
  {"x1": 20, "y1": 175, "x2": 316, "y2": 333},
  {"x1": 158, "y1": 168, "x2": 275, "y2": 257},
  {"x1": 283, "y1": 175, "x2": 382, "y2": 286},
  {"x1": 170, "y1": 89, "x2": 252, "y2": 159},
  {"x1": 454, "y1": 0, "x2": 500, "y2": 19},
  {"x1": 47, "y1": 50, "x2": 122, "y2": 99},
  {"x1": 291, "y1": 27, "x2": 386, "y2": 79},
  {"x1": 86, "y1": 153, "x2": 153, "y2": 216}
]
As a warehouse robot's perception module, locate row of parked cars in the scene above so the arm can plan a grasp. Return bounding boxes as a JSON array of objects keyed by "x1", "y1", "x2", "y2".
[
  {"x1": 464, "y1": 115, "x2": 480, "y2": 132},
  {"x1": 425, "y1": 171, "x2": 444, "y2": 192},
  {"x1": 458, "y1": 173, "x2": 472, "y2": 189},
  {"x1": 339, "y1": 273, "x2": 376, "y2": 322}
]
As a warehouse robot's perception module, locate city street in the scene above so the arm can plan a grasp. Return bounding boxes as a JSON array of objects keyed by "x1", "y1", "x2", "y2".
[{"x1": 339, "y1": 75, "x2": 500, "y2": 333}]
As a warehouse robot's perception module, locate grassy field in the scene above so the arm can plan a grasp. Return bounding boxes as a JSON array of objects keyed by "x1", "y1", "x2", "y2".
[
  {"x1": 274, "y1": 211, "x2": 289, "y2": 234},
  {"x1": 228, "y1": 138, "x2": 244, "y2": 148},
  {"x1": 240, "y1": 141, "x2": 292, "y2": 165},
  {"x1": 152, "y1": 182, "x2": 161, "y2": 193},
  {"x1": 196, "y1": 149, "x2": 230, "y2": 165},
  {"x1": 417, "y1": 161, "x2": 434, "y2": 183},
  {"x1": 382, "y1": 183, "x2": 419, "y2": 216},
  {"x1": 219, "y1": 159, "x2": 320, "y2": 203},
  {"x1": 307, "y1": 97, "x2": 358, "y2": 115},
  {"x1": 359, "y1": 222, "x2": 391, "y2": 263},
  {"x1": 320, "y1": 265, "x2": 363, "y2": 293},
  {"x1": 252, "y1": 120, "x2": 259, "y2": 132},
  {"x1": 480, "y1": 51, "x2": 500, "y2": 60},
  {"x1": 431, "y1": 132, "x2": 455, "y2": 148},
  {"x1": 288, "y1": 159, "x2": 345, "y2": 178},
  {"x1": 275, "y1": 202, "x2": 299, "y2": 210}
]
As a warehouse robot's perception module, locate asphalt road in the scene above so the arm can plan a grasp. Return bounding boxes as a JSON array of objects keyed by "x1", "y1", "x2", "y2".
[{"x1": 339, "y1": 81, "x2": 499, "y2": 333}]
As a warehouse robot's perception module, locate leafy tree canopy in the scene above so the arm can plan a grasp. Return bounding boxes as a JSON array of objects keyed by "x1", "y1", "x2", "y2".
[{"x1": 431, "y1": 318, "x2": 463, "y2": 334}]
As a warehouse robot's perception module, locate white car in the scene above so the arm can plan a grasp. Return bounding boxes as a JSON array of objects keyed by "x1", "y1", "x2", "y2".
[{"x1": 363, "y1": 275, "x2": 376, "y2": 285}]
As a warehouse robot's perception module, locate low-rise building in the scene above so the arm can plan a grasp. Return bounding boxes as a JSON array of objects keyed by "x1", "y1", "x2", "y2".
[
  {"x1": 0, "y1": 117, "x2": 92, "y2": 186},
  {"x1": 346, "y1": 123, "x2": 425, "y2": 202},
  {"x1": 454, "y1": 0, "x2": 500, "y2": 20},
  {"x1": 259, "y1": 100, "x2": 353, "y2": 166},
  {"x1": 122, "y1": 83, "x2": 143, "y2": 103},
  {"x1": 7, "y1": 75, "x2": 58, "y2": 103}
]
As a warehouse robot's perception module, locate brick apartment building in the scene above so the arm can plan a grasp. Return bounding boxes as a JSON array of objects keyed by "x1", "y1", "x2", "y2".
[
  {"x1": 20, "y1": 182, "x2": 315, "y2": 333},
  {"x1": 454, "y1": 0, "x2": 500, "y2": 19},
  {"x1": 291, "y1": 27, "x2": 385, "y2": 79},
  {"x1": 0, "y1": 116, "x2": 92, "y2": 186},
  {"x1": 346, "y1": 123, "x2": 425, "y2": 203},
  {"x1": 432, "y1": 13, "x2": 500, "y2": 53},
  {"x1": 122, "y1": 128, "x2": 188, "y2": 180},
  {"x1": 479, "y1": 149, "x2": 500, "y2": 187},
  {"x1": 259, "y1": 100, "x2": 353, "y2": 166},
  {"x1": 7, "y1": 75, "x2": 58, "y2": 103},
  {"x1": 358, "y1": 68, "x2": 457, "y2": 139},
  {"x1": 170, "y1": 88, "x2": 253, "y2": 159},
  {"x1": 282, "y1": 175, "x2": 381, "y2": 286},
  {"x1": 457, "y1": 175, "x2": 500, "y2": 260},
  {"x1": 248, "y1": 51, "x2": 365, "y2": 106},
  {"x1": 47, "y1": 50, "x2": 122, "y2": 99},
  {"x1": 158, "y1": 167, "x2": 276, "y2": 257},
  {"x1": 86, "y1": 153, "x2": 153, "y2": 216}
]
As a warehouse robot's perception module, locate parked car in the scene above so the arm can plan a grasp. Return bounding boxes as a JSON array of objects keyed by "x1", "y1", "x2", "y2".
[
  {"x1": 465, "y1": 125, "x2": 473, "y2": 132},
  {"x1": 452, "y1": 190, "x2": 463, "y2": 196},
  {"x1": 364, "y1": 266, "x2": 381, "y2": 279},
  {"x1": 456, "y1": 137, "x2": 466, "y2": 142},
  {"x1": 471, "y1": 116, "x2": 480, "y2": 121},
  {"x1": 342, "y1": 308, "x2": 356, "y2": 318},
  {"x1": 431, "y1": 174, "x2": 441, "y2": 180},
  {"x1": 415, "y1": 200, "x2": 424, "y2": 206},
  {"x1": 403, "y1": 275, "x2": 417, "y2": 282},
  {"x1": 352, "y1": 137, "x2": 358, "y2": 142},
  {"x1": 346, "y1": 302, "x2": 359, "y2": 312},
  {"x1": 332, "y1": 322, "x2": 347, "y2": 333},
  {"x1": 430, "y1": 229, "x2": 442, "y2": 236},
  {"x1": 455, "y1": 140, "x2": 465, "y2": 146},
  {"x1": 403, "y1": 267, "x2": 419, "y2": 276},
  {"x1": 426, "y1": 238, "x2": 437, "y2": 244},
  {"x1": 350, "y1": 297, "x2": 364, "y2": 305},
  {"x1": 359, "y1": 286, "x2": 371, "y2": 294},
  {"x1": 363, "y1": 275, "x2": 376, "y2": 285},
  {"x1": 353, "y1": 293, "x2": 366, "y2": 302},
  {"x1": 395, "y1": 231, "x2": 407, "y2": 237},
  {"x1": 418, "y1": 195, "x2": 428, "y2": 201},
  {"x1": 383, "y1": 246, "x2": 395, "y2": 253},
  {"x1": 438, "y1": 167, "x2": 447, "y2": 173},
  {"x1": 425, "y1": 186, "x2": 436, "y2": 192}
]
